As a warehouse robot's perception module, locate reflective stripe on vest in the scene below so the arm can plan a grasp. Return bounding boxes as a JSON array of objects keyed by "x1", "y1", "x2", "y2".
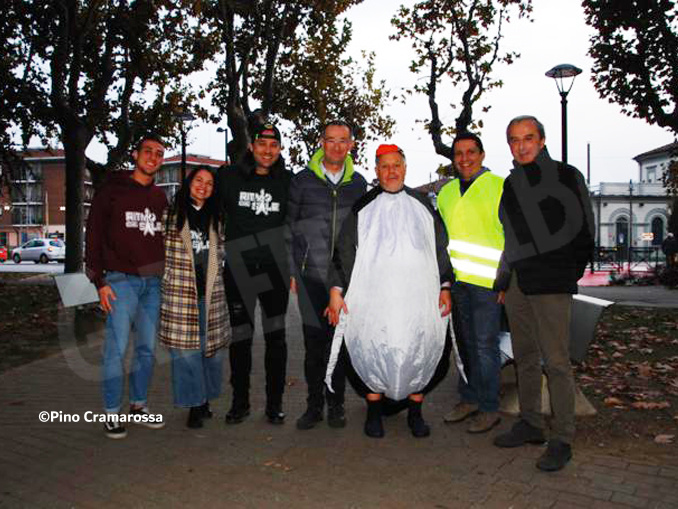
[
  {"x1": 448, "y1": 239, "x2": 502, "y2": 262},
  {"x1": 449, "y1": 257, "x2": 499, "y2": 280}
]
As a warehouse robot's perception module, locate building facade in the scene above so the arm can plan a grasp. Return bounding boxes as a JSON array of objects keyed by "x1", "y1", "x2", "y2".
[
  {"x1": 592, "y1": 142, "x2": 675, "y2": 252},
  {"x1": 0, "y1": 149, "x2": 70, "y2": 248},
  {"x1": 0, "y1": 149, "x2": 225, "y2": 249}
]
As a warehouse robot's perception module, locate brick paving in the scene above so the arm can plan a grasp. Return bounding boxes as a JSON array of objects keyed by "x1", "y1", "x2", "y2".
[{"x1": 1, "y1": 296, "x2": 677, "y2": 508}]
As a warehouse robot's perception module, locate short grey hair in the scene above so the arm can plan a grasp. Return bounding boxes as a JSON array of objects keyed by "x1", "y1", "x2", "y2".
[
  {"x1": 321, "y1": 120, "x2": 354, "y2": 140},
  {"x1": 506, "y1": 115, "x2": 546, "y2": 141}
]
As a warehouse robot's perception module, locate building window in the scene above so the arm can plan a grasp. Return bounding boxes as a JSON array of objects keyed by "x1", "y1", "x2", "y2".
[
  {"x1": 646, "y1": 165, "x2": 656, "y2": 183},
  {"x1": 616, "y1": 217, "x2": 628, "y2": 246},
  {"x1": 651, "y1": 217, "x2": 664, "y2": 246},
  {"x1": 84, "y1": 183, "x2": 95, "y2": 202},
  {"x1": 156, "y1": 166, "x2": 180, "y2": 185},
  {"x1": 11, "y1": 205, "x2": 44, "y2": 225},
  {"x1": 10, "y1": 182, "x2": 43, "y2": 202},
  {"x1": 15, "y1": 163, "x2": 43, "y2": 181},
  {"x1": 0, "y1": 232, "x2": 7, "y2": 246}
]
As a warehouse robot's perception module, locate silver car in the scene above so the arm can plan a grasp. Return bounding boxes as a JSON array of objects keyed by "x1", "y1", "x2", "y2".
[{"x1": 12, "y1": 238, "x2": 66, "y2": 264}]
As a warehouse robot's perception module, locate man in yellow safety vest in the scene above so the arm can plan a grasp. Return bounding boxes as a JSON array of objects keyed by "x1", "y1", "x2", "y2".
[{"x1": 437, "y1": 132, "x2": 505, "y2": 434}]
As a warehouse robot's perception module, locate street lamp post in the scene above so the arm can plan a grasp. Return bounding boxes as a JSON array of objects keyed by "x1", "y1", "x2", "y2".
[
  {"x1": 545, "y1": 64, "x2": 582, "y2": 165},
  {"x1": 176, "y1": 112, "x2": 196, "y2": 182},
  {"x1": 216, "y1": 126, "x2": 229, "y2": 164},
  {"x1": 628, "y1": 179, "x2": 633, "y2": 273}
]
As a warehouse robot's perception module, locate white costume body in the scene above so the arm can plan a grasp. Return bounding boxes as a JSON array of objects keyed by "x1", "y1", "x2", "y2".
[{"x1": 325, "y1": 190, "x2": 449, "y2": 401}]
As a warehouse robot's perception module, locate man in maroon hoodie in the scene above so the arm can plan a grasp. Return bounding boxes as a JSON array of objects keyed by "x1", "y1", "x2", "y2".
[{"x1": 86, "y1": 134, "x2": 168, "y2": 439}]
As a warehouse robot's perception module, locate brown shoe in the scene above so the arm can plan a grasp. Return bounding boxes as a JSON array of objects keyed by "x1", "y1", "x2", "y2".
[
  {"x1": 467, "y1": 411, "x2": 501, "y2": 434},
  {"x1": 443, "y1": 402, "x2": 479, "y2": 423}
]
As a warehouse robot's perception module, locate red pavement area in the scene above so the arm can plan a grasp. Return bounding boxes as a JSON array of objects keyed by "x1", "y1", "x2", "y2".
[{"x1": 578, "y1": 269, "x2": 612, "y2": 287}]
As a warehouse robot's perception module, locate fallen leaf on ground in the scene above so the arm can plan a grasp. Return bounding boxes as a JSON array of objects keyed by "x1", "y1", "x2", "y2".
[
  {"x1": 637, "y1": 364, "x2": 653, "y2": 378},
  {"x1": 631, "y1": 401, "x2": 671, "y2": 410},
  {"x1": 604, "y1": 397, "x2": 625, "y2": 408},
  {"x1": 655, "y1": 363, "x2": 675, "y2": 373},
  {"x1": 654, "y1": 434, "x2": 675, "y2": 444}
]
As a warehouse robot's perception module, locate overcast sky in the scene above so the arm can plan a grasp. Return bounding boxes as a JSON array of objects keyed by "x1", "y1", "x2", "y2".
[{"x1": 125, "y1": 0, "x2": 675, "y2": 188}]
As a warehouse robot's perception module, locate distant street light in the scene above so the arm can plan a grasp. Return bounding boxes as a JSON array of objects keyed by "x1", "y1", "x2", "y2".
[
  {"x1": 216, "y1": 126, "x2": 229, "y2": 164},
  {"x1": 545, "y1": 64, "x2": 582, "y2": 165},
  {"x1": 176, "y1": 111, "x2": 196, "y2": 182}
]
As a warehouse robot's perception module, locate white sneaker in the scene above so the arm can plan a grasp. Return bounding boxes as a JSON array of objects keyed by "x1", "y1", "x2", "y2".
[{"x1": 129, "y1": 406, "x2": 166, "y2": 430}]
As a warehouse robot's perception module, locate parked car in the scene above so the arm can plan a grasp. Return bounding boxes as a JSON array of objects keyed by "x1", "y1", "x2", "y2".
[
  {"x1": 0, "y1": 246, "x2": 7, "y2": 263},
  {"x1": 12, "y1": 238, "x2": 66, "y2": 264}
]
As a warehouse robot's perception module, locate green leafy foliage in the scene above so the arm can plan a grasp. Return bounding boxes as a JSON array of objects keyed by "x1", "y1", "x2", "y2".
[
  {"x1": 206, "y1": 0, "x2": 393, "y2": 166},
  {"x1": 584, "y1": 0, "x2": 678, "y2": 196},
  {"x1": 583, "y1": 0, "x2": 678, "y2": 133},
  {"x1": 266, "y1": 18, "x2": 395, "y2": 167},
  {"x1": 0, "y1": 0, "x2": 220, "y2": 271}
]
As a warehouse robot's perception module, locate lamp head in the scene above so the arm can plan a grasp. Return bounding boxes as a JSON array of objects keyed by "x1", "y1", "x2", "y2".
[{"x1": 545, "y1": 64, "x2": 582, "y2": 95}]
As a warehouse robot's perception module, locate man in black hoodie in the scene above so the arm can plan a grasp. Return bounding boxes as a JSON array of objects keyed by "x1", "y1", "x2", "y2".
[
  {"x1": 86, "y1": 133, "x2": 168, "y2": 439},
  {"x1": 218, "y1": 123, "x2": 291, "y2": 426},
  {"x1": 493, "y1": 116, "x2": 594, "y2": 472}
]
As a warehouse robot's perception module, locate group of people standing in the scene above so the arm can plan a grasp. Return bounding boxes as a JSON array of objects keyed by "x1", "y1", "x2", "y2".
[
  {"x1": 85, "y1": 114, "x2": 593, "y2": 473},
  {"x1": 85, "y1": 121, "x2": 365, "y2": 436}
]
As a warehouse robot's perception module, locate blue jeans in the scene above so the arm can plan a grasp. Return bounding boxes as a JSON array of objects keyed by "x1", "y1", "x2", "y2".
[
  {"x1": 102, "y1": 272, "x2": 161, "y2": 413},
  {"x1": 169, "y1": 299, "x2": 224, "y2": 407},
  {"x1": 453, "y1": 282, "x2": 502, "y2": 412}
]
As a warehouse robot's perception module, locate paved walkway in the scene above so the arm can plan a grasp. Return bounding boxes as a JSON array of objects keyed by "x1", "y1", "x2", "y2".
[
  {"x1": 1, "y1": 295, "x2": 677, "y2": 508},
  {"x1": 579, "y1": 285, "x2": 678, "y2": 309}
]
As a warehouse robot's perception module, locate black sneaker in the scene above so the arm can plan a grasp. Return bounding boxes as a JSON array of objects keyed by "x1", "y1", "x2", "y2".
[
  {"x1": 266, "y1": 405, "x2": 286, "y2": 425},
  {"x1": 327, "y1": 405, "x2": 346, "y2": 428},
  {"x1": 296, "y1": 407, "x2": 323, "y2": 430},
  {"x1": 537, "y1": 439, "x2": 572, "y2": 472},
  {"x1": 493, "y1": 419, "x2": 546, "y2": 448},
  {"x1": 187, "y1": 407, "x2": 204, "y2": 429},
  {"x1": 129, "y1": 406, "x2": 166, "y2": 429},
  {"x1": 103, "y1": 417, "x2": 127, "y2": 439},
  {"x1": 225, "y1": 405, "x2": 250, "y2": 425}
]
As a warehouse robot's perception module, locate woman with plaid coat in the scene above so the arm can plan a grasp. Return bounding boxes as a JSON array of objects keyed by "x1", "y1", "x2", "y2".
[{"x1": 159, "y1": 166, "x2": 230, "y2": 429}]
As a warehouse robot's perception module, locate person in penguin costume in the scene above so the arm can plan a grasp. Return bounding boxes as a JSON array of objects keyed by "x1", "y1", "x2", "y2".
[{"x1": 325, "y1": 144, "x2": 456, "y2": 438}]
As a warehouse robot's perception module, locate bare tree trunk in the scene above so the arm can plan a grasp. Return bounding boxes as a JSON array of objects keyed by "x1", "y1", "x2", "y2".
[
  {"x1": 226, "y1": 101, "x2": 249, "y2": 164},
  {"x1": 62, "y1": 124, "x2": 88, "y2": 273}
]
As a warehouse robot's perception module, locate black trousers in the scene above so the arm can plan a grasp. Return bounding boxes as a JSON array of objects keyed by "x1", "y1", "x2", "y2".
[
  {"x1": 297, "y1": 276, "x2": 346, "y2": 409},
  {"x1": 224, "y1": 259, "x2": 289, "y2": 408}
]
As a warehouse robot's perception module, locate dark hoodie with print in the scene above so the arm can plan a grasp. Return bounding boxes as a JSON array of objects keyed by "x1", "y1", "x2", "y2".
[{"x1": 86, "y1": 171, "x2": 168, "y2": 289}]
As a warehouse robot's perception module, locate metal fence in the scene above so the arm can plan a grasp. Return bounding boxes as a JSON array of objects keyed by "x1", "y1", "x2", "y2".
[{"x1": 593, "y1": 246, "x2": 664, "y2": 272}]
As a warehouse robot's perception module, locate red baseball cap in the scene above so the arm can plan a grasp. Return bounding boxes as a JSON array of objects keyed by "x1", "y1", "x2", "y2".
[{"x1": 376, "y1": 144, "x2": 404, "y2": 158}]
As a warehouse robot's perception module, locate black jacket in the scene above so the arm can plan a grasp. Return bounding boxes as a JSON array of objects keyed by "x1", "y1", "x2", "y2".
[
  {"x1": 495, "y1": 149, "x2": 594, "y2": 295},
  {"x1": 286, "y1": 154, "x2": 367, "y2": 282},
  {"x1": 329, "y1": 186, "x2": 454, "y2": 291}
]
